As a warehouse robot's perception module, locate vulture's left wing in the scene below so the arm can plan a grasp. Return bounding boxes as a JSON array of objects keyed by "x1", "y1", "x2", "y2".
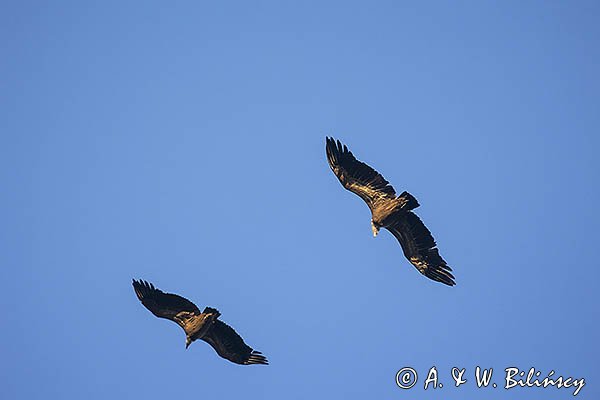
[
  {"x1": 326, "y1": 137, "x2": 396, "y2": 210},
  {"x1": 386, "y1": 212, "x2": 455, "y2": 286},
  {"x1": 201, "y1": 320, "x2": 268, "y2": 365},
  {"x1": 132, "y1": 279, "x2": 202, "y2": 330}
]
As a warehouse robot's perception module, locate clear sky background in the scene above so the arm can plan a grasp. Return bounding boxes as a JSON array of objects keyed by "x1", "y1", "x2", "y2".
[{"x1": 1, "y1": 1, "x2": 599, "y2": 399}]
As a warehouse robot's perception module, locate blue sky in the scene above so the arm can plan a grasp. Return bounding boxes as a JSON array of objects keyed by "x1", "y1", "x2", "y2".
[{"x1": 1, "y1": 1, "x2": 599, "y2": 399}]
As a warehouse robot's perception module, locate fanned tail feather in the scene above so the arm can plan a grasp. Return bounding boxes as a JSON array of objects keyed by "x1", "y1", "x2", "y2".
[
  {"x1": 202, "y1": 307, "x2": 221, "y2": 318},
  {"x1": 398, "y1": 191, "x2": 419, "y2": 211}
]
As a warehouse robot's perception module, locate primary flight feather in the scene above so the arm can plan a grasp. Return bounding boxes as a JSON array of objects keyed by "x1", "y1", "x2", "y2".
[
  {"x1": 132, "y1": 279, "x2": 268, "y2": 365},
  {"x1": 325, "y1": 137, "x2": 455, "y2": 286}
]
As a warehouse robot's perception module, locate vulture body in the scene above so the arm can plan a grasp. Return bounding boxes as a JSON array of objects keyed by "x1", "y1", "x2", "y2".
[
  {"x1": 325, "y1": 137, "x2": 455, "y2": 286},
  {"x1": 132, "y1": 279, "x2": 268, "y2": 365}
]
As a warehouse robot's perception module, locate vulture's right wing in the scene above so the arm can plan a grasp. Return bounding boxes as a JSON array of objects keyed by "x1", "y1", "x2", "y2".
[
  {"x1": 386, "y1": 212, "x2": 455, "y2": 286},
  {"x1": 201, "y1": 320, "x2": 268, "y2": 365}
]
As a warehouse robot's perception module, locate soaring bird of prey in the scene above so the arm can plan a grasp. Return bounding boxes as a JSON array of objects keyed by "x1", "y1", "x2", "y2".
[
  {"x1": 132, "y1": 279, "x2": 268, "y2": 365},
  {"x1": 325, "y1": 137, "x2": 455, "y2": 286}
]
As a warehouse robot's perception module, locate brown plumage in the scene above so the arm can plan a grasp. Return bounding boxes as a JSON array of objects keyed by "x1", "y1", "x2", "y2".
[
  {"x1": 325, "y1": 137, "x2": 455, "y2": 286},
  {"x1": 132, "y1": 279, "x2": 268, "y2": 365}
]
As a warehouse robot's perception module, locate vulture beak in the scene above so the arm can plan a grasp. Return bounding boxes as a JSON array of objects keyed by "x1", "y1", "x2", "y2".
[
  {"x1": 371, "y1": 221, "x2": 379, "y2": 237},
  {"x1": 185, "y1": 339, "x2": 191, "y2": 349}
]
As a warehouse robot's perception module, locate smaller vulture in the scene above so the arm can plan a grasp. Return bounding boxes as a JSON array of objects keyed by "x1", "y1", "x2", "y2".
[
  {"x1": 132, "y1": 279, "x2": 268, "y2": 365},
  {"x1": 325, "y1": 137, "x2": 455, "y2": 286}
]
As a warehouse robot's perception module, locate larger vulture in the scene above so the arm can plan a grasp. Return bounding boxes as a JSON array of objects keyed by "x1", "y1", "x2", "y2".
[
  {"x1": 325, "y1": 137, "x2": 455, "y2": 286},
  {"x1": 132, "y1": 279, "x2": 268, "y2": 365}
]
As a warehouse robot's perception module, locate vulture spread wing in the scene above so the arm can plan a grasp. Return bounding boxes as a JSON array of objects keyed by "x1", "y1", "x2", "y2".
[
  {"x1": 326, "y1": 137, "x2": 455, "y2": 286},
  {"x1": 326, "y1": 137, "x2": 396, "y2": 209},
  {"x1": 202, "y1": 320, "x2": 269, "y2": 365},
  {"x1": 132, "y1": 279, "x2": 201, "y2": 329},
  {"x1": 386, "y1": 212, "x2": 455, "y2": 286}
]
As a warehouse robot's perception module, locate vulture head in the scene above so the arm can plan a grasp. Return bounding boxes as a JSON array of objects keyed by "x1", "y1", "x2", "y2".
[{"x1": 371, "y1": 219, "x2": 381, "y2": 237}]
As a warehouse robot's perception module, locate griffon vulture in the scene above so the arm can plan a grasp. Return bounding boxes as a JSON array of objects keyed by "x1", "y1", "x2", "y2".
[
  {"x1": 325, "y1": 137, "x2": 455, "y2": 286},
  {"x1": 132, "y1": 279, "x2": 268, "y2": 365}
]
